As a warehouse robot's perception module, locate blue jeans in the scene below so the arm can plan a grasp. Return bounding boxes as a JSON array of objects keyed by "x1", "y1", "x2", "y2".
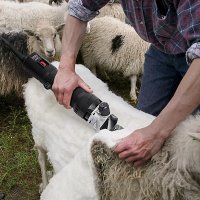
[{"x1": 136, "y1": 45, "x2": 190, "y2": 116}]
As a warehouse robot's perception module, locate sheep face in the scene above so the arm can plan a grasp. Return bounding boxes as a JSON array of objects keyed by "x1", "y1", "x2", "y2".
[{"x1": 24, "y1": 24, "x2": 64, "y2": 59}]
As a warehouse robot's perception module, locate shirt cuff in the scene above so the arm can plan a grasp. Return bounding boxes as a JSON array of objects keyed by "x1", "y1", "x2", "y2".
[
  {"x1": 186, "y1": 42, "x2": 200, "y2": 65},
  {"x1": 68, "y1": 0, "x2": 99, "y2": 22}
]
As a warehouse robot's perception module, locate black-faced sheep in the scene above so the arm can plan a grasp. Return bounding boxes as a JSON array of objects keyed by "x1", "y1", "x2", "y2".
[{"x1": 81, "y1": 16, "x2": 150, "y2": 102}]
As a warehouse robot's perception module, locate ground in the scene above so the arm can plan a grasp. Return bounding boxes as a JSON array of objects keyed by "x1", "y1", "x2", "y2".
[{"x1": 0, "y1": 71, "x2": 138, "y2": 200}]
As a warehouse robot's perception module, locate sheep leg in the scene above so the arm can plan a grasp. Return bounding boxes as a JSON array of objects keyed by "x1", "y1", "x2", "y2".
[
  {"x1": 130, "y1": 75, "x2": 137, "y2": 103},
  {"x1": 37, "y1": 146, "x2": 48, "y2": 193}
]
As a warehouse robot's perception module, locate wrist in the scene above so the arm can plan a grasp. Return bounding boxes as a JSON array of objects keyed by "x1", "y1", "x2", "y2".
[
  {"x1": 150, "y1": 116, "x2": 174, "y2": 140},
  {"x1": 59, "y1": 55, "x2": 76, "y2": 72}
]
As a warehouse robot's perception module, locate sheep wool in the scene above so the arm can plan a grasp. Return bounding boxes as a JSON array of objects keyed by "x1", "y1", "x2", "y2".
[
  {"x1": 0, "y1": 31, "x2": 30, "y2": 96},
  {"x1": 81, "y1": 16, "x2": 150, "y2": 101},
  {"x1": 98, "y1": 3, "x2": 126, "y2": 22},
  {"x1": 0, "y1": 1, "x2": 67, "y2": 30},
  {"x1": 24, "y1": 61, "x2": 155, "y2": 191},
  {"x1": 40, "y1": 116, "x2": 200, "y2": 200},
  {"x1": 24, "y1": 61, "x2": 200, "y2": 198},
  {"x1": 0, "y1": 28, "x2": 62, "y2": 96},
  {"x1": 91, "y1": 117, "x2": 200, "y2": 200}
]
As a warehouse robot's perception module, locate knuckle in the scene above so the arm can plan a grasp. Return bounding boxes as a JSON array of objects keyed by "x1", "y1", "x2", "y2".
[{"x1": 64, "y1": 87, "x2": 71, "y2": 93}]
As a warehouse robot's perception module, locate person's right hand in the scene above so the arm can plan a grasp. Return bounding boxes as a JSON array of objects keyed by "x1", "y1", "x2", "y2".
[{"x1": 52, "y1": 66, "x2": 92, "y2": 109}]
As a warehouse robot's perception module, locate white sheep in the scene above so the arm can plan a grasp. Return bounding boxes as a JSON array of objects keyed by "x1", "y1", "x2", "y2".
[
  {"x1": 0, "y1": 1, "x2": 67, "y2": 30},
  {"x1": 0, "y1": 0, "x2": 67, "y2": 59},
  {"x1": 24, "y1": 61, "x2": 200, "y2": 199},
  {"x1": 0, "y1": 0, "x2": 67, "y2": 96},
  {"x1": 24, "y1": 21, "x2": 64, "y2": 59},
  {"x1": 0, "y1": 24, "x2": 64, "y2": 96},
  {"x1": 40, "y1": 115, "x2": 200, "y2": 200},
  {"x1": 98, "y1": 2, "x2": 126, "y2": 22},
  {"x1": 81, "y1": 16, "x2": 150, "y2": 102},
  {"x1": 23, "y1": 61, "x2": 155, "y2": 192},
  {"x1": 16, "y1": 0, "x2": 50, "y2": 4}
]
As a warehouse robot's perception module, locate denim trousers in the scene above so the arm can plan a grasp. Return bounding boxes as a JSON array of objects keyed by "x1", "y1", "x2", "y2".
[{"x1": 136, "y1": 45, "x2": 190, "y2": 116}]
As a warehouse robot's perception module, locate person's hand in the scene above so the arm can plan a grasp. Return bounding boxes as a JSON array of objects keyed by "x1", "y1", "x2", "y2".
[
  {"x1": 52, "y1": 66, "x2": 92, "y2": 109},
  {"x1": 114, "y1": 125, "x2": 168, "y2": 167}
]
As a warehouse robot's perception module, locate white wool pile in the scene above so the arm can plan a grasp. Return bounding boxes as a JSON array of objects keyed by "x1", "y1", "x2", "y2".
[
  {"x1": 24, "y1": 62, "x2": 200, "y2": 200},
  {"x1": 40, "y1": 127, "x2": 137, "y2": 200},
  {"x1": 40, "y1": 116, "x2": 200, "y2": 200},
  {"x1": 24, "y1": 61, "x2": 154, "y2": 174}
]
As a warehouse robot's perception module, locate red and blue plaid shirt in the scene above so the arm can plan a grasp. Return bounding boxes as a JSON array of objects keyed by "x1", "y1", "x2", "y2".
[{"x1": 68, "y1": 0, "x2": 200, "y2": 64}]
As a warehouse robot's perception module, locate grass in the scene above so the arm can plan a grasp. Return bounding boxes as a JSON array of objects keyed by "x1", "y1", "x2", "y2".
[
  {"x1": 0, "y1": 71, "x2": 138, "y2": 200},
  {"x1": 0, "y1": 95, "x2": 41, "y2": 200}
]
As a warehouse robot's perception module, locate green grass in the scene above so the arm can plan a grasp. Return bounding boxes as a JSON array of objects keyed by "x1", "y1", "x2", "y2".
[
  {"x1": 0, "y1": 95, "x2": 41, "y2": 200},
  {"x1": 0, "y1": 71, "x2": 138, "y2": 200}
]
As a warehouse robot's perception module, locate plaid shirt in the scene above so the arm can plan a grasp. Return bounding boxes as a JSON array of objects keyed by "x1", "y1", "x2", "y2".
[{"x1": 68, "y1": 0, "x2": 200, "y2": 64}]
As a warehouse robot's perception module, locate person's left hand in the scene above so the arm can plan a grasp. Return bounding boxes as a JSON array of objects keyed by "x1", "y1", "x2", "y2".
[{"x1": 114, "y1": 125, "x2": 168, "y2": 166}]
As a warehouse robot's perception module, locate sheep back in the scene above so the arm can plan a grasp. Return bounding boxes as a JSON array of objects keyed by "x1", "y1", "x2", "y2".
[
  {"x1": 0, "y1": 1, "x2": 66, "y2": 30},
  {"x1": 98, "y1": 3, "x2": 126, "y2": 22},
  {"x1": 81, "y1": 16, "x2": 150, "y2": 78},
  {"x1": 91, "y1": 115, "x2": 200, "y2": 200}
]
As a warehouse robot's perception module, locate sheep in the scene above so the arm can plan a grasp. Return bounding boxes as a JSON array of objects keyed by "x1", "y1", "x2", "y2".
[
  {"x1": 0, "y1": 1, "x2": 67, "y2": 30},
  {"x1": 81, "y1": 16, "x2": 150, "y2": 102},
  {"x1": 90, "y1": 116, "x2": 200, "y2": 200},
  {"x1": 24, "y1": 21, "x2": 64, "y2": 59},
  {"x1": 40, "y1": 115, "x2": 200, "y2": 200},
  {"x1": 98, "y1": 2, "x2": 126, "y2": 22},
  {"x1": 24, "y1": 61, "x2": 200, "y2": 199},
  {"x1": 17, "y1": 0, "x2": 59, "y2": 5},
  {"x1": 0, "y1": 26, "x2": 63, "y2": 96},
  {"x1": 0, "y1": 0, "x2": 67, "y2": 59},
  {"x1": 23, "y1": 61, "x2": 155, "y2": 192},
  {"x1": 0, "y1": 0, "x2": 67, "y2": 96}
]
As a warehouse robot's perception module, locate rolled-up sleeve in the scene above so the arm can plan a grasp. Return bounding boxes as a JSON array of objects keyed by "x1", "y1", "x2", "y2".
[
  {"x1": 176, "y1": 0, "x2": 200, "y2": 64},
  {"x1": 68, "y1": 0, "x2": 109, "y2": 22}
]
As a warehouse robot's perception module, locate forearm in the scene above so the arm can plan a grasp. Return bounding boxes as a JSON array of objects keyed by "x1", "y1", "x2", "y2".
[
  {"x1": 59, "y1": 15, "x2": 87, "y2": 71},
  {"x1": 151, "y1": 58, "x2": 200, "y2": 138}
]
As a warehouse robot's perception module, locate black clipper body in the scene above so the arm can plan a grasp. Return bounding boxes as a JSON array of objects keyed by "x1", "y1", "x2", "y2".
[{"x1": 1, "y1": 37, "x2": 123, "y2": 131}]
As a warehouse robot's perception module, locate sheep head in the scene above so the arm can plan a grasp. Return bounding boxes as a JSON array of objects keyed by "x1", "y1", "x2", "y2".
[{"x1": 24, "y1": 23, "x2": 65, "y2": 60}]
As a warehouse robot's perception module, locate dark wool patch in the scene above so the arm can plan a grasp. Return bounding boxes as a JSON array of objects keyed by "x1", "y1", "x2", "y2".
[
  {"x1": 111, "y1": 34, "x2": 125, "y2": 54},
  {"x1": 0, "y1": 31, "x2": 31, "y2": 78},
  {"x1": 0, "y1": 31, "x2": 28, "y2": 60}
]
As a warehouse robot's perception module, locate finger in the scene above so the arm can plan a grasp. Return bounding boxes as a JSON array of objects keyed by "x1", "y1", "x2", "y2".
[
  {"x1": 63, "y1": 90, "x2": 72, "y2": 109},
  {"x1": 118, "y1": 150, "x2": 137, "y2": 159},
  {"x1": 52, "y1": 84, "x2": 58, "y2": 99},
  {"x1": 57, "y1": 90, "x2": 64, "y2": 105},
  {"x1": 133, "y1": 155, "x2": 151, "y2": 167},
  {"x1": 125, "y1": 156, "x2": 140, "y2": 163},
  {"x1": 114, "y1": 143, "x2": 129, "y2": 153},
  {"x1": 79, "y1": 80, "x2": 93, "y2": 93}
]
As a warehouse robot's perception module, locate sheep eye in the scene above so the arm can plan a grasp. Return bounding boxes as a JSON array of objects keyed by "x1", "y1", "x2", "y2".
[
  {"x1": 36, "y1": 35, "x2": 41, "y2": 41},
  {"x1": 53, "y1": 34, "x2": 56, "y2": 39}
]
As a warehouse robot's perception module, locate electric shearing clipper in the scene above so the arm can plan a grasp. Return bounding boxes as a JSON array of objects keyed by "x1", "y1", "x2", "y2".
[{"x1": 1, "y1": 37, "x2": 123, "y2": 131}]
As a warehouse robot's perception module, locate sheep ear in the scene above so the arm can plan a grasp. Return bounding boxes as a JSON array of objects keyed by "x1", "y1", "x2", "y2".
[
  {"x1": 56, "y1": 23, "x2": 65, "y2": 33},
  {"x1": 23, "y1": 29, "x2": 35, "y2": 37}
]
